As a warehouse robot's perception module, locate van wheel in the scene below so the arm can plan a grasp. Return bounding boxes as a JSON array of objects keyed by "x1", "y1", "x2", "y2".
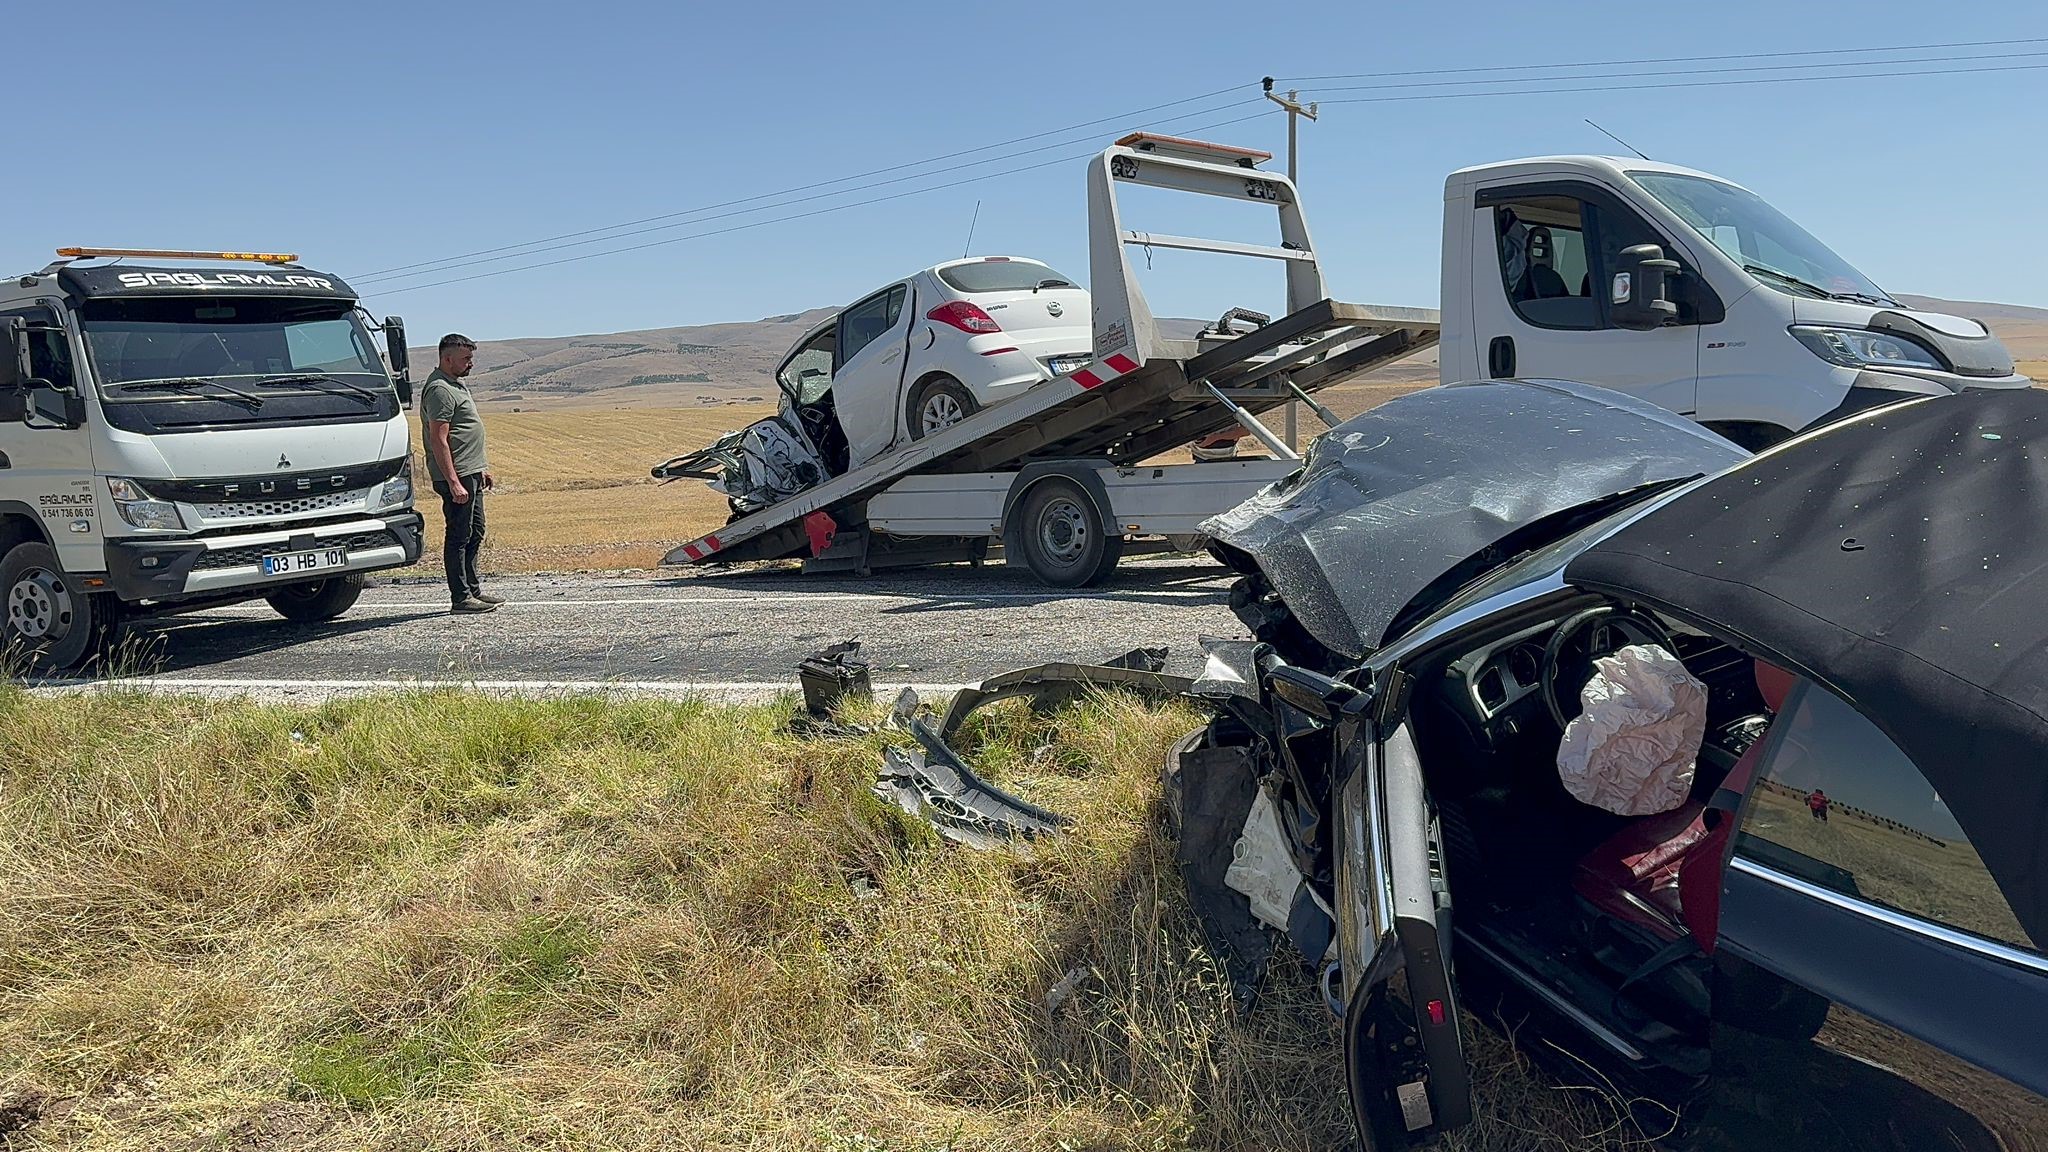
[
  {"x1": 266, "y1": 574, "x2": 365, "y2": 622},
  {"x1": 1, "y1": 542, "x2": 118, "y2": 675},
  {"x1": 907, "y1": 376, "x2": 978, "y2": 440},
  {"x1": 1013, "y1": 477, "x2": 1121, "y2": 587}
]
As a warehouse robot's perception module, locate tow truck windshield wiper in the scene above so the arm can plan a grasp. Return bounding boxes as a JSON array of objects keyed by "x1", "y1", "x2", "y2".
[
  {"x1": 1743, "y1": 263, "x2": 1892, "y2": 306},
  {"x1": 117, "y1": 377, "x2": 264, "y2": 409},
  {"x1": 255, "y1": 374, "x2": 380, "y2": 405}
]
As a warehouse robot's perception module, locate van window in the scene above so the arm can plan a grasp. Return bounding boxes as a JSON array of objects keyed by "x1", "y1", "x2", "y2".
[{"x1": 1493, "y1": 197, "x2": 1597, "y2": 330}]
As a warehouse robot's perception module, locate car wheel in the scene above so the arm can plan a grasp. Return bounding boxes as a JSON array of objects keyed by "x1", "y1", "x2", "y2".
[
  {"x1": 265, "y1": 573, "x2": 366, "y2": 623},
  {"x1": 906, "y1": 376, "x2": 979, "y2": 441},
  {"x1": 2, "y1": 541, "x2": 119, "y2": 675},
  {"x1": 1012, "y1": 477, "x2": 1122, "y2": 587}
]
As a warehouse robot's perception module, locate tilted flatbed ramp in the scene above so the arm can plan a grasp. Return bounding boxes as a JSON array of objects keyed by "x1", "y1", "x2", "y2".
[{"x1": 661, "y1": 134, "x2": 1440, "y2": 571}]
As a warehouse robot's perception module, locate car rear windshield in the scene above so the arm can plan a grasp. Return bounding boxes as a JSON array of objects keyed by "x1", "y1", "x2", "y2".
[{"x1": 937, "y1": 261, "x2": 1077, "y2": 294}]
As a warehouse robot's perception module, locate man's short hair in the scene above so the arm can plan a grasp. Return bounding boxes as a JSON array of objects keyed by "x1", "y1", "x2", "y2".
[{"x1": 438, "y1": 333, "x2": 477, "y2": 353}]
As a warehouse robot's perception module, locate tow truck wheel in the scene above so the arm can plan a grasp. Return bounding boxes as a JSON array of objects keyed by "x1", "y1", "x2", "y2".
[
  {"x1": 906, "y1": 375, "x2": 978, "y2": 441},
  {"x1": 1, "y1": 542, "x2": 117, "y2": 675},
  {"x1": 1014, "y1": 477, "x2": 1122, "y2": 588},
  {"x1": 266, "y1": 573, "x2": 365, "y2": 623}
]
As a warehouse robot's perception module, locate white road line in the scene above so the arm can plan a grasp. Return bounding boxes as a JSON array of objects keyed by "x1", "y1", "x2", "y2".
[
  {"x1": 30, "y1": 677, "x2": 977, "y2": 702},
  {"x1": 190, "y1": 590, "x2": 1219, "y2": 614}
]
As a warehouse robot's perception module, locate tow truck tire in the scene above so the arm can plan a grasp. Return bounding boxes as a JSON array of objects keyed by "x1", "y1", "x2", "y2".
[
  {"x1": 266, "y1": 574, "x2": 365, "y2": 623},
  {"x1": 906, "y1": 375, "x2": 978, "y2": 441},
  {"x1": 1, "y1": 542, "x2": 118, "y2": 675},
  {"x1": 1014, "y1": 477, "x2": 1122, "y2": 588}
]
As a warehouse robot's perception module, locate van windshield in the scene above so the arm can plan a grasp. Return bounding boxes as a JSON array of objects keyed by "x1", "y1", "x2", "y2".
[
  {"x1": 1628, "y1": 171, "x2": 1894, "y2": 306},
  {"x1": 79, "y1": 297, "x2": 388, "y2": 389}
]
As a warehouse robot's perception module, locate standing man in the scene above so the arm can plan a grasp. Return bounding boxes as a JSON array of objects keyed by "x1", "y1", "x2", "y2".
[{"x1": 421, "y1": 334, "x2": 502, "y2": 614}]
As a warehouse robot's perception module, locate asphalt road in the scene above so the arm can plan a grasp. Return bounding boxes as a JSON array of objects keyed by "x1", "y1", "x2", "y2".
[{"x1": 42, "y1": 557, "x2": 1248, "y2": 702}]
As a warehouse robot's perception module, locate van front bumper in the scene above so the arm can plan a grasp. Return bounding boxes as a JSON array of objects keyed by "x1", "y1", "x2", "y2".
[{"x1": 102, "y1": 512, "x2": 425, "y2": 602}]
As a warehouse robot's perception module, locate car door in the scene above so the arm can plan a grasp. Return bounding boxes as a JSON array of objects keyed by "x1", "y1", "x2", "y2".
[
  {"x1": 1468, "y1": 180, "x2": 1707, "y2": 416},
  {"x1": 0, "y1": 304, "x2": 102, "y2": 575},
  {"x1": 1700, "y1": 679, "x2": 2048, "y2": 1150},
  {"x1": 1333, "y1": 712, "x2": 1473, "y2": 1148},
  {"x1": 830, "y1": 282, "x2": 913, "y2": 467}
]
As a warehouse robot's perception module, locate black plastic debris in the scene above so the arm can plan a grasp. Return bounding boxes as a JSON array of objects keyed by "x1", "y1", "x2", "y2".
[
  {"x1": 798, "y1": 640, "x2": 872, "y2": 717},
  {"x1": 936, "y1": 651, "x2": 1196, "y2": 746},
  {"x1": 874, "y1": 688, "x2": 1071, "y2": 850}
]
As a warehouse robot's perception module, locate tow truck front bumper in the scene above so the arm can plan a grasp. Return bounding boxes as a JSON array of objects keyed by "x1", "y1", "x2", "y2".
[{"x1": 101, "y1": 512, "x2": 425, "y2": 602}]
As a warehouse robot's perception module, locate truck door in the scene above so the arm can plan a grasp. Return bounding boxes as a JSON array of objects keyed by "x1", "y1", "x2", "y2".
[
  {"x1": 830, "y1": 282, "x2": 914, "y2": 468},
  {"x1": 1469, "y1": 182, "x2": 1703, "y2": 416},
  {"x1": 0, "y1": 305, "x2": 102, "y2": 575},
  {"x1": 1338, "y1": 719, "x2": 1472, "y2": 1148}
]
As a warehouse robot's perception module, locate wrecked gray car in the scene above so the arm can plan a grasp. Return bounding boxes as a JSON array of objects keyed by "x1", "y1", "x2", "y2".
[{"x1": 1183, "y1": 379, "x2": 2048, "y2": 1149}]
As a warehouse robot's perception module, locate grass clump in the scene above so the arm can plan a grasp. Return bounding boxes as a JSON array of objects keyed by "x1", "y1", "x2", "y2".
[{"x1": 0, "y1": 679, "x2": 1642, "y2": 1149}]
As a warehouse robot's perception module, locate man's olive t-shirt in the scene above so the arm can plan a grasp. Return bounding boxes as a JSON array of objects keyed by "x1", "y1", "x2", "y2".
[{"x1": 420, "y1": 368, "x2": 488, "y2": 481}]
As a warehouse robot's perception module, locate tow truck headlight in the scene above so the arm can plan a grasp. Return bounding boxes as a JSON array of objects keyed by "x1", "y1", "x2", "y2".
[
  {"x1": 105, "y1": 477, "x2": 184, "y2": 530},
  {"x1": 371, "y1": 458, "x2": 413, "y2": 512},
  {"x1": 1791, "y1": 325, "x2": 1945, "y2": 371}
]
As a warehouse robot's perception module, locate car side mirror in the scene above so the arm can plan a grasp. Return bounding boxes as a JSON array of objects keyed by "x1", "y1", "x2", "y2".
[
  {"x1": 1610, "y1": 244, "x2": 1681, "y2": 331},
  {"x1": 382, "y1": 315, "x2": 414, "y2": 407},
  {"x1": 27, "y1": 380, "x2": 83, "y2": 428},
  {"x1": 0, "y1": 317, "x2": 29, "y2": 390}
]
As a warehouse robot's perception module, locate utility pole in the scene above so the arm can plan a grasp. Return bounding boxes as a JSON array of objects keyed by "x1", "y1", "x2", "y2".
[{"x1": 1263, "y1": 77, "x2": 1316, "y2": 450}]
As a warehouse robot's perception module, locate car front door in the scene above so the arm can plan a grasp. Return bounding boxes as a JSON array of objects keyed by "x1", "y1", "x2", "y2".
[
  {"x1": 1333, "y1": 712, "x2": 1473, "y2": 1148},
  {"x1": 1, "y1": 304, "x2": 102, "y2": 575},
  {"x1": 1700, "y1": 678, "x2": 2048, "y2": 1150},
  {"x1": 1469, "y1": 181, "x2": 1710, "y2": 417},
  {"x1": 830, "y1": 283, "x2": 913, "y2": 467}
]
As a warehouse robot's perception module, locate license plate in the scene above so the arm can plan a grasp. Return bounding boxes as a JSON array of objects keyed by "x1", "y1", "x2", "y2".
[
  {"x1": 261, "y1": 547, "x2": 349, "y2": 576},
  {"x1": 1050, "y1": 355, "x2": 1093, "y2": 376}
]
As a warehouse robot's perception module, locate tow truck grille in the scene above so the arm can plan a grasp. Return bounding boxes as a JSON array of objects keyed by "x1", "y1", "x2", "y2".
[
  {"x1": 192, "y1": 530, "x2": 397, "y2": 571},
  {"x1": 192, "y1": 489, "x2": 368, "y2": 521}
]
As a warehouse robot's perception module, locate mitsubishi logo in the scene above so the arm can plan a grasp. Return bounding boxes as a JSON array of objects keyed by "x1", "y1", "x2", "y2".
[
  {"x1": 1046, "y1": 301, "x2": 1064, "y2": 317},
  {"x1": 277, "y1": 453, "x2": 292, "y2": 469}
]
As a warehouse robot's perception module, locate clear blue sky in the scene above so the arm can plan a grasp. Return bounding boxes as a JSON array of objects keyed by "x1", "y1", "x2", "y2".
[{"x1": 7, "y1": 1, "x2": 2044, "y2": 341}]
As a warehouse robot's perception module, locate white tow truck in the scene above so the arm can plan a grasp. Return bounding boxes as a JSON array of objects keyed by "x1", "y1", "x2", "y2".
[
  {"x1": 0, "y1": 248, "x2": 423, "y2": 673},
  {"x1": 654, "y1": 140, "x2": 2029, "y2": 585},
  {"x1": 653, "y1": 133, "x2": 1442, "y2": 587}
]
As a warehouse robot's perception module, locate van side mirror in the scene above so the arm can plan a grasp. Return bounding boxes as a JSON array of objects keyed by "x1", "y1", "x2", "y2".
[
  {"x1": 1610, "y1": 244, "x2": 1681, "y2": 330},
  {"x1": 382, "y1": 315, "x2": 413, "y2": 407},
  {"x1": 27, "y1": 381, "x2": 83, "y2": 428},
  {"x1": 0, "y1": 317, "x2": 29, "y2": 390}
]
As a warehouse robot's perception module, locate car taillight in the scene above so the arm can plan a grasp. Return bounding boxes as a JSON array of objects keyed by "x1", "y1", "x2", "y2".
[{"x1": 928, "y1": 301, "x2": 1002, "y2": 334}]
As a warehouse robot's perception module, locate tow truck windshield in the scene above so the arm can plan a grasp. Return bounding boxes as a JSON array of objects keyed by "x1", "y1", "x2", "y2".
[{"x1": 79, "y1": 297, "x2": 390, "y2": 394}]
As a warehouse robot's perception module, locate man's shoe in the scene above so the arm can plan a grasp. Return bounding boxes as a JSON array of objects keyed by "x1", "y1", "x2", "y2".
[
  {"x1": 451, "y1": 597, "x2": 500, "y2": 614},
  {"x1": 472, "y1": 591, "x2": 506, "y2": 605}
]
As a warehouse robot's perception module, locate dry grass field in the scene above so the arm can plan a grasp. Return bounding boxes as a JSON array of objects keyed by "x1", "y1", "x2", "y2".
[{"x1": 0, "y1": 685, "x2": 1663, "y2": 1151}]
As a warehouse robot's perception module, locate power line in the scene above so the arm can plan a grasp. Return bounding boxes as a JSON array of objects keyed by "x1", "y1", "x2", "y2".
[
  {"x1": 1314, "y1": 59, "x2": 2048, "y2": 105},
  {"x1": 353, "y1": 82, "x2": 1258, "y2": 281},
  {"x1": 1292, "y1": 47, "x2": 2048, "y2": 96},
  {"x1": 354, "y1": 95, "x2": 1265, "y2": 287},
  {"x1": 366, "y1": 108, "x2": 1276, "y2": 298},
  {"x1": 1272, "y1": 34, "x2": 2048, "y2": 84}
]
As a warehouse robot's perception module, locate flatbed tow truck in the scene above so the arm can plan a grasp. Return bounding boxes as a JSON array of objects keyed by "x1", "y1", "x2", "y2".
[{"x1": 652, "y1": 133, "x2": 1441, "y2": 587}]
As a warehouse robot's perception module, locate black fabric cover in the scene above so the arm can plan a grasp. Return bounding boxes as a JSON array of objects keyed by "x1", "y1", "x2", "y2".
[
  {"x1": 1567, "y1": 389, "x2": 2048, "y2": 947},
  {"x1": 1203, "y1": 378, "x2": 1744, "y2": 658}
]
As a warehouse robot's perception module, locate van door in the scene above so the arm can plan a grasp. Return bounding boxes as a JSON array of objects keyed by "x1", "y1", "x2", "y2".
[
  {"x1": 1338, "y1": 718, "x2": 1472, "y2": 1148},
  {"x1": 830, "y1": 283, "x2": 914, "y2": 468},
  {"x1": 1469, "y1": 181, "x2": 1705, "y2": 416},
  {"x1": 0, "y1": 305, "x2": 102, "y2": 575}
]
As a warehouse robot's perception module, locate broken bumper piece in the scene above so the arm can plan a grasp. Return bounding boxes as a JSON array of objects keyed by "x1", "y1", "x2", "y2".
[{"x1": 874, "y1": 687, "x2": 1070, "y2": 850}]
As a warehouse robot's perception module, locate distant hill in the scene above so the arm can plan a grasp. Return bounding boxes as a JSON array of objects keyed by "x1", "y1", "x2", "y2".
[{"x1": 422, "y1": 295, "x2": 2047, "y2": 409}]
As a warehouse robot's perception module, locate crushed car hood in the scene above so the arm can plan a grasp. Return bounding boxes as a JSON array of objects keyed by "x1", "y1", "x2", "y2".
[{"x1": 1203, "y1": 378, "x2": 1745, "y2": 659}]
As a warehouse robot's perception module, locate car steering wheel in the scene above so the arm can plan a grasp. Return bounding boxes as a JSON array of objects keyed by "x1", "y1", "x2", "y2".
[{"x1": 1541, "y1": 604, "x2": 1677, "y2": 730}]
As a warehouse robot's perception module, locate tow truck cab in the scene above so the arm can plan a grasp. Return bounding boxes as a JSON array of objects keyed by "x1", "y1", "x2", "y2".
[
  {"x1": 0, "y1": 248, "x2": 423, "y2": 673},
  {"x1": 1440, "y1": 156, "x2": 2032, "y2": 448}
]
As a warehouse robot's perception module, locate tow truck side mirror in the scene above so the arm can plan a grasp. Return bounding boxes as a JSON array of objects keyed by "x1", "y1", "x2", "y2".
[
  {"x1": 382, "y1": 315, "x2": 413, "y2": 407},
  {"x1": 0, "y1": 317, "x2": 28, "y2": 391},
  {"x1": 26, "y1": 380, "x2": 82, "y2": 428},
  {"x1": 1610, "y1": 244, "x2": 1681, "y2": 331}
]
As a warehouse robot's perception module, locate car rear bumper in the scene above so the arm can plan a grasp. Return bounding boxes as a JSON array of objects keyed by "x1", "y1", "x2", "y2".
[{"x1": 102, "y1": 512, "x2": 425, "y2": 602}]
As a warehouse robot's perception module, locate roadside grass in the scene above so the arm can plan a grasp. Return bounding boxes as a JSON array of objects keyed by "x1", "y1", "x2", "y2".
[{"x1": 0, "y1": 684, "x2": 1651, "y2": 1150}]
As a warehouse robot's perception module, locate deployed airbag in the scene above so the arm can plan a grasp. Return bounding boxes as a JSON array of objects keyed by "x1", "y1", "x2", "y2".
[{"x1": 1556, "y1": 644, "x2": 1706, "y2": 816}]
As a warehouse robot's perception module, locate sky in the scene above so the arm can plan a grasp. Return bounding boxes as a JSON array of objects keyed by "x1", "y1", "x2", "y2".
[{"x1": 5, "y1": 1, "x2": 2045, "y2": 343}]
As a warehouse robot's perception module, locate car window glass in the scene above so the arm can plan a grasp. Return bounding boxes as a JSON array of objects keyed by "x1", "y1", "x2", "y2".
[
  {"x1": 1737, "y1": 681, "x2": 2037, "y2": 953},
  {"x1": 1493, "y1": 197, "x2": 1596, "y2": 330},
  {"x1": 937, "y1": 261, "x2": 1078, "y2": 293},
  {"x1": 835, "y1": 285, "x2": 907, "y2": 369},
  {"x1": 777, "y1": 330, "x2": 836, "y2": 407}
]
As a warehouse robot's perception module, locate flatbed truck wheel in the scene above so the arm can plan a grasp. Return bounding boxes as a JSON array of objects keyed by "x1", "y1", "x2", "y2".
[
  {"x1": 1, "y1": 541, "x2": 119, "y2": 675},
  {"x1": 1014, "y1": 477, "x2": 1121, "y2": 587},
  {"x1": 266, "y1": 573, "x2": 365, "y2": 623}
]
